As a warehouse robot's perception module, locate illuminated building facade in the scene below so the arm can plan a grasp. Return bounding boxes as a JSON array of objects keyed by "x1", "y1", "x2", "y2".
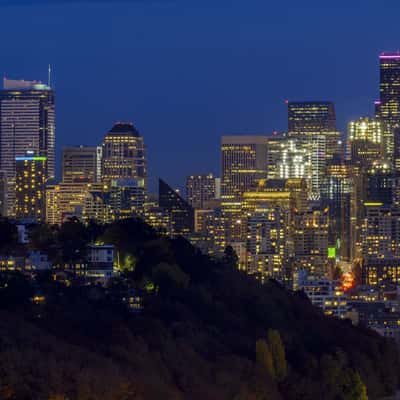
[
  {"x1": 288, "y1": 101, "x2": 337, "y2": 135},
  {"x1": 348, "y1": 117, "x2": 382, "y2": 143},
  {"x1": 159, "y1": 178, "x2": 194, "y2": 236},
  {"x1": 376, "y1": 53, "x2": 400, "y2": 161},
  {"x1": 0, "y1": 171, "x2": 6, "y2": 217},
  {"x1": 361, "y1": 202, "x2": 400, "y2": 287},
  {"x1": 143, "y1": 201, "x2": 172, "y2": 235},
  {"x1": 194, "y1": 209, "x2": 215, "y2": 233},
  {"x1": 294, "y1": 270, "x2": 348, "y2": 318},
  {"x1": 101, "y1": 122, "x2": 146, "y2": 188},
  {"x1": 366, "y1": 161, "x2": 393, "y2": 205},
  {"x1": 287, "y1": 101, "x2": 342, "y2": 197},
  {"x1": 186, "y1": 173, "x2": 218, "y2": 209},
  {"x1": 198, "y1": 207, "x2": 227, "y2": 254},
  {"x1": 277, "y1": 139, "x2": 311, "y2": 180},
  {"x1": 347, "y1": 117, "x2": 382, "y2": 167},
  {"x1": 266, "y1": 133, "x2": 288, "y2": 179},
  {"x1": 241, "y1": 179, "x2": 309, "y2": 280},
  {"x1": 246, "y1": 210, "x2": 289, "y2": 281},
  {"x1": 62, "y1": 145, "x2": 102, "y2": 184},
  {"x1": 83, "y1": 189, "x2": 112, "y2": 225},
  {"x1": 0, "y1": 78, "x2": 55, "y2": 215},
  {"x1": 45, "y1": 183, "x2": 91, "y2": 225},
  {"x1": 288, "y1": 101, "x2": 341, "y2": 162},
  {"x1": 221, "y1": 135, "x2": 268, "y2": 243},
  {"x1": 321, "y1": 163, "x2": 356, "y2": 261},
  {"x1": 292, "y1": 208, "x2": 330, "y2": 275},
  {"x1": 361, "y1": 203, "x2": 400, "y2": 261},
  {"x1": 109, "y1": 178, "x2": 145, "y2": 219},
  {"x1": 15, "y1": 153, "x2": 46, "y2": 222}
]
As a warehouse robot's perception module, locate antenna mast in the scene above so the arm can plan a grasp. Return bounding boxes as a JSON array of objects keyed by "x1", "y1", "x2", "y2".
[{"x1": 48, "y1": 64, "x2": 52, "y2": 88}]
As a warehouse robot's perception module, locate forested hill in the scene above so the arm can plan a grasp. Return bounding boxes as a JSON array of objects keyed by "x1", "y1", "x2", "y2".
[{"x1": 0, "y1": 218, "x2": 398, "y2": 400}]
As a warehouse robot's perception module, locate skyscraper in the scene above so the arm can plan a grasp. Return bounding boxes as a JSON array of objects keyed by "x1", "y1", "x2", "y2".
[
  {"x1": 62, "y1": 146, "x2": 102, "y2": 184},
  {"x1": 221, "y1": 135, "x2": 268, "y2": 243},
  {"x1": 377, "y1": 53, "x2": 400, "y2": 161},
  {"x1": 15, "y1": 152, "x2": 46, "y2": 222},
  {"x1": 0, "y1": 78, "x2": 55, "y2": 216},
  {"x1": 321, "y1": 163, "x2": 355, "y2": 262},
  {"x1": 288, "y1": 101, "x2": 337, "y2": 136},
  {"x1": 101, "y1": 122, "x2": 146, "y2": 188},
  {"x1": 287, "y1": 101, "x2": 340, "y2": 195}
]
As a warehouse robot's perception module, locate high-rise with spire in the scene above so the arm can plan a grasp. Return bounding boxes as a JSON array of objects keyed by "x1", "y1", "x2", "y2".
[{"x1": 0, "y1": 78, "x2": 55, "y2": 216}]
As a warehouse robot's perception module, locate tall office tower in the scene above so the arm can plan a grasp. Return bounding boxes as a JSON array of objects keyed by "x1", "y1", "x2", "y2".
[
  {"x1": 0, "y1": 78, "x2": 55, "y2": 215},
  {"x1": 186, "y1": 173, "x2": 218, "y2": 209},
  {"x1": 321, "y1": 163, "x2": 355, "y2": 262},
  {"x1": 288, "y1": 101, "x2": 341, "y2": 161},
  {"x1": 15, "y1": 152, "x2": 46, "y2": 222},
  {"x1": 347, "y1": 117, "x2": 382, "y2": 167},
  {"x1": 361, "y1": 203, "x2": 400, "y2": 286},
  {"x1": 288, "y1": 101, "x2": 336, "y2": 134},
  {"x1": 292, "y1": 208, "x2": 330, "y2": 276},
  {"x1": 159, "y1": 179, "x2": 194, "y2": 236},
  {"x1": 287, "y1": 101, "x2": 339, "y2": 196},
  {"x1": 309, "y1": 135, "x2": 327, "y2": 197},
  {"x1": 101, "y1": 122, "x2": 146, "y2": 188},
  {"x1": 376, "y1": 53, "x2": 400, "y2": 161},
  {"x1": 62, "y1": 146, "x2": 102, "y2": 184},
  {"x1": 221, "y1": 135, "x2": 268, "y2": 243}
]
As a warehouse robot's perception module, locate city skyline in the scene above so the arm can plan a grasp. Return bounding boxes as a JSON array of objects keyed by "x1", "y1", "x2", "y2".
[
  {"x1": 1, "y1": 3, "x2": 400, "y2": 399},
  {"x1": 1, "y1": 0, "x2": 400, "y2": 191}
]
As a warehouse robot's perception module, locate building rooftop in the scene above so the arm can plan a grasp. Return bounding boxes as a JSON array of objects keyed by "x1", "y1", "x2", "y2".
[
  {"x1": 108, "y1": 122, "x2": 140, "y2": 137},
  {"x1": 380, "y1": 52, "x2": 400, "y2": 59},
  {"x1": 3, "y1": 78, "x2": 51, "y2": 91}
]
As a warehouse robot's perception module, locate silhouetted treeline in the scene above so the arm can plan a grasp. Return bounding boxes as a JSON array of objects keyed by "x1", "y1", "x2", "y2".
[{"x1": 0, "y1": 217, "x2": 398, "y2": 399}]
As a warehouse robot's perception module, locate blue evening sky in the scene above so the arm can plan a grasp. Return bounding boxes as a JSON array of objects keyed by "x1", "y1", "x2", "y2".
[{"x1": 0, "y1": 0, "x2": 399, "y2": 192}]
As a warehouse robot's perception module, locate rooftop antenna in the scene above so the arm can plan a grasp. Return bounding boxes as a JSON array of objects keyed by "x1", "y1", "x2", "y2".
[{"x1": 48, "y1": 64, "x2": 52, "y2": 88}]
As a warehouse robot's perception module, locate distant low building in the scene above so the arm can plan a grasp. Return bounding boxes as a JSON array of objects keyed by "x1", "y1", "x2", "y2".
[
  {"x1": 348, "y1": 300, "x2": 400, "y2": 342},
  {"x1": 0, "y1": 256, "x2": 16, "y2": 271},
  {"x1": 25, "y1": 251, "x2": 51, "y2": 271},
  {"x1": 85, "y1": 244, "x2": 115, "y2": 281},
  {"x1": 16, "y1": 224, "x2": 29, "y2": 244},
  {"x1": 294, "y1": 269, "x2": 348, "y2": 319}
]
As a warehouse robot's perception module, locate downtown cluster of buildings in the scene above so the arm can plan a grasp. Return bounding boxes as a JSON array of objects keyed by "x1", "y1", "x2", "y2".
[{"x1": 3, "y1": 54, "x2": 400, "y2": 335}]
